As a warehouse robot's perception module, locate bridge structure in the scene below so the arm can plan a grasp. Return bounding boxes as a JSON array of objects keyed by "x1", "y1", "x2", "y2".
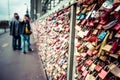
[{"x1": 30, "y1": 0, "x2": 64, "y2": 21}]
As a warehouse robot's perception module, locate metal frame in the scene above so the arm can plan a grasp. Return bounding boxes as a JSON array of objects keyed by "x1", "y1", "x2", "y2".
[
  {"x1": 67, "y1": 3, "x2": 76, "y2": 80},
  {"x1": 35, "y1": 0, "x2": 77, "y2": 21},
  {"x1": 32, "y1": 0, "x2": 77, "y2": 80}
]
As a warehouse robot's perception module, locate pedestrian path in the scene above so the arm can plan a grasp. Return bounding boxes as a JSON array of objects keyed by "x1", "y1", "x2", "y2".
[
  {"x1": 0, "y1": 32, "x2": 47, "y2": 80},
  {"x1": 0, "y1": 29, "x2": 9, "y2": 35}
]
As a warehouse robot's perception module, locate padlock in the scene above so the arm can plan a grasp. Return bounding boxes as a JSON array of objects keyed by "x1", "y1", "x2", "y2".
[
  {"x1": 81, "y1": 52, "x2": 87, "y2": 57},
  {"x1": 103, "y1": 20, "x2": 118, "y2": 30},
  {"x1": 99, "y1": 11, "x2": 110, "y2": 25},
  {"x1": 85, "y1": 59, "x2": 93, "y2": 66},
  {"x1": 76, "y1": 56, "x2": 81, "y2": 62},
  {"x1": 115, "y1": 32, "x2": 120, "y2": 38},
  {"x1": 110, "y1": 39, "x2": 119, "y2": 54},
  {"x1": 92, "y1": 50, "x2": 98, "y2": 55},
  {"x1": 82, "y1": 70, "x2": 89, "y2": 77},
  {"x1": 98, "y1": 31, "x2": 107, "y2": 40},
  {"x1": 95, "y1": 64, "x2": 102, "y2": 72},
  {"x1": 92, "y1": 29, "x2": 98, "y2": 35},
  {"x1": 86, "y1": 42, "x2": 95, "y2": 50},
  {"x1": 89, "y1": 63, "x2": 96, "y2": 72},
  {"x1": 102, "y1": 44, "x2": 112, "y2": 52},
  {"x1": 87, "y1": 49, "x2": 93, "y2": 56},
  {"x1": 98, "y1": 65, "x2": 110, "y2": 80},
  {"x1": 89, "y1": 36, "x2": 97, "y2": 42},
  {"x1": 85, "y1": 71, "x2": 98, "y2": 80}
]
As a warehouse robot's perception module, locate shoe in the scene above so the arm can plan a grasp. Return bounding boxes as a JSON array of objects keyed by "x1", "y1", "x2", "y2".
[
  {"x1": 22, "y1": 51, "x2": 26, "y2": 54},
  {"x1": 28, "y1": 48, "x2": 33, "y2": 51},
  {"x1": 13, "y1": 48, "x2": 17, "y2": 50},
  {"x1": 23, "y1": 52, "x2": 26, "y2": 54}
]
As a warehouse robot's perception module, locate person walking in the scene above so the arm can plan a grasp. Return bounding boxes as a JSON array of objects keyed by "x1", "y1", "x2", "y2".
[
  {"x1": 20, "y1": 14, "x2": 32, "y2": 54},
  {"x1": 10, "y1": 13, "x2": 21, "y2": 50}
]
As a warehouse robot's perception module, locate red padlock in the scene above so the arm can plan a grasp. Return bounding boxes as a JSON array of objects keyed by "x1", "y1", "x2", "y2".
[
  {"x1": 113, "y1": 22, "x2": 120, "y2": 31},
  {"x1": 82, "y1": 70, "x2": 88, "y2": 77},
  {"x1": 76, "y1": 56, "x2": 81, "y2": 62},
  {"x1": 99, "y1": 11, "x2": 110, "y2": 25},
  {"x1": 87, "y1": 50, "x2": 93, "y2": 56},
  {"x1": 92, "y1": 50, "x2": 98, "y2": 55},
  {"x1": 77, "y1": 65, "x2": 82, "y2": 72},
  {"x1": 95, "y1": 64, "x2": 102, "y2": 72},
  {"x1": 75, "y1": 42, "x2": 81, "y2": 48},
  {"x1": 89, "y1": 36, "x2": 97, "y2": 42},
  {"x1": 98, "y1": 66, "x2": 110, "y2": 80},
  {"x1": 85, "y1": 59, "x2": 93, "y2": 66}
]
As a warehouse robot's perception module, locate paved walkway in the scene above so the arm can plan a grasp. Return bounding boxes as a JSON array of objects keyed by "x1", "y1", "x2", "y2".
[
  {"x1": 0, "y1": 29, "x2": 9, "y2": 35},
  {"x1": 0, "y1": 32, "x2": 47, "y2": 80}
]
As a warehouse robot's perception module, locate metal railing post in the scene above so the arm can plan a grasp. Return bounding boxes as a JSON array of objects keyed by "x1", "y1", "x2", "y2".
[{"x1": 67, "y1": 3, "x2": 76, "y2": 80}]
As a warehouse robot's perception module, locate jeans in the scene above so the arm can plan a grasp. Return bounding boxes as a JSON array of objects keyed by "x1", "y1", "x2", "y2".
[
  {"x1": 12, "y1": 36, "x2": 21, "y2": 49},
  {"x1": 20, "y1": 34, "x2": 31, "y2": 52}
]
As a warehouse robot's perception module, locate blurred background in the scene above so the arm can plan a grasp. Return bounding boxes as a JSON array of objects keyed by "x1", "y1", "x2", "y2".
[{"x1": 0, "y1": 0, "x2": 64, "y2": 34}]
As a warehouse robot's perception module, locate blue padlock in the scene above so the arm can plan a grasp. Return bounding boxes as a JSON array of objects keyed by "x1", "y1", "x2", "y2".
[{"x1": 98, "y1": 31, "x2": 107, "y2": 40}]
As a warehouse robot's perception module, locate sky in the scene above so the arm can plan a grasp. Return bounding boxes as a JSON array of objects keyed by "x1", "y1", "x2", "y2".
[{"x1": 0, "y1": 0, "x2": 30, "y2": 21}]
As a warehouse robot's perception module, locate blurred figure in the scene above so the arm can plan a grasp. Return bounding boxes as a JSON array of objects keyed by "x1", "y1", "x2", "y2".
[
  {"x1": 20, "y1": 14, "x2": 32, "y2": 54},
  {"x1": 9, "y1": 13, "x2": 21, "y2": 50}
]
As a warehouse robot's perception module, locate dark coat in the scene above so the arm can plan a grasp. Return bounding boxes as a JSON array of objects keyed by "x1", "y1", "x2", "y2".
[
  {"x1": 19, "y1": 20, "x2": 31, "y2": 35},
  {"x1": 10, "y1": 18, "x2": 21, "y2": 36}
]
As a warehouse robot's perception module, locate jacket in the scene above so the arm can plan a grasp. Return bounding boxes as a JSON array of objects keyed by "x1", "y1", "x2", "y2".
[
  {"x1": 9, "y1": 18, "x2": 20, "y2": 36},
  {"x1": 19, "y1": 20, "x2": 31, "y2": 35}
]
